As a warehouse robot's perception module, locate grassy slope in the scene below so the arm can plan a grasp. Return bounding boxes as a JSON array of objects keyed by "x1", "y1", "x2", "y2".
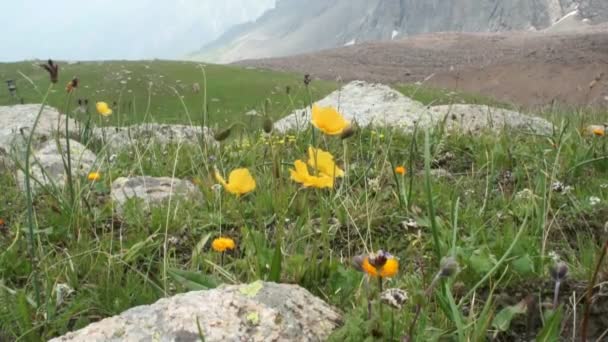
[
  {"x1": 2, "y1": 61, "x2": 608, "y2": 341},
  {"x1": 0, "y1": 60, "x2": 337, "y2": 126}
]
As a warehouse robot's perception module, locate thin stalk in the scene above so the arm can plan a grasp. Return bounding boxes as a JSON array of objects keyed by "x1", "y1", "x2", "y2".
[
  {"x1": 64, "y1": 92, "x2": 75, "y2": 206},
  {"x1": 424, "y1": 130, "x2": 442, "y2": 262},
  {"x1": 24, "y1": 84, "x2": 54, "y2": 307},
  {"x1": 581, "y1": 239, "x2": 608, "y2": 342}
]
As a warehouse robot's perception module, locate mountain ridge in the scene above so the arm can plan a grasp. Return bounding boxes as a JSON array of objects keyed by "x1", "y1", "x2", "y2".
[{"x1": 192, "y1": 0, "x2": 608, "y2": 63}]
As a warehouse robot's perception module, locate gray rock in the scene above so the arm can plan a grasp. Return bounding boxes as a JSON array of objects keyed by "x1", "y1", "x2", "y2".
[
  {"x1": 0, "y1": 104, "x2": 77, "y2": 171},
  {"x1": 93, "y1": 124, "x2": 217, "y2": 152},
  {"x1": 432, "y1": 104, "x2": 553, "y2": 135},
  {"x1": 275, "y1": 81, "x2": 552, "y2": 134},
  {"x1": 16, "y1": 139, "x2": 97, "y2": 192},
  {"x1": 50, "y1": 281, "x2": 342, "y2": 342},
  {"x1": 111, "y1": 176, "x2": 202, "y2": 211}
]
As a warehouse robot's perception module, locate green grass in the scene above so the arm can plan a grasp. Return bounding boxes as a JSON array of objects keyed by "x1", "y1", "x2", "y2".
[
  {"x1": 0, "y1": 60, "x2": 337, "y2": 126},
  {"x1": 2, "y1": 62, "x2": 608, "y2": 341},
  {"x1": 395, "y1": 83, "x2": 511, "y2": 108}
]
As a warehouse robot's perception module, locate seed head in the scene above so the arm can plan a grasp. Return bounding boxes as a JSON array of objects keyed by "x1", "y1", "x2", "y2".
[{"x1": 40, "y1": 59, "x2": 59, "y2": 83}]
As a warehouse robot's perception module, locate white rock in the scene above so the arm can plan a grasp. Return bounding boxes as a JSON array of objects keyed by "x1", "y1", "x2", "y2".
[
  {"x1": 93, "y1": 124, "x2": 217, "y2": 152},
  {"x1": 16, "y1": 139, "x2": 97, "y2": 192},
  {"x1": 0, "y1": 104, "x2": 78, "y2": 170},
  {"x1": 111, "y1": 176, "x2": 202, "y2": 212},
  {"x1": 275, "y1": 81, "x2": 552, "y2": 135},
  {"x1": 432, "y1": 104, "x2": 553, "y2": 134},
  {"x1": 50, "y1": 281, "x2": 342, "y2": 342}
]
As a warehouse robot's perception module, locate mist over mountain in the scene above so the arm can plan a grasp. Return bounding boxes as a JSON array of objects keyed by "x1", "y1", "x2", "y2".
[
  {"x1": 0, "y1": 0, "x2": 275, "y2": 62},
  {"x1": 193, "y1": 0, "x2": 608, "y2": 63}
]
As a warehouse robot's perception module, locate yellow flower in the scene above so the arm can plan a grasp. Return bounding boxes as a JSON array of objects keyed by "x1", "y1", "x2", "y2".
[
  {"x1": 395, "y1": 166, "x2": 406, "y2": 175},
  {"x1": 212, "y1": 237, "x2": 236, "y2": 252},
  {"x1": 87, "y1": 172, "x2": 101, "y2": 182},
  {"x1": 96, "y1": 102, "x2": 113, "y2": 116},
  {"x1": 290, "y1": 160, "x2": 334, "y2": 189},
  {"x1": 215, "y1": 168, "x2": 256, "y2": 196},
  {"x1": 360, "y1": 253, "x2": 399, "y2": 278},
  {"x1": 311, "y1": 105, "x2": 350, "y2": 135},
  {"x1": 307, "y1": 147, "x2": 344, "y2": 178},
  {"x1": 593, "y1": 127, "x2": 605, "y2": 137}
]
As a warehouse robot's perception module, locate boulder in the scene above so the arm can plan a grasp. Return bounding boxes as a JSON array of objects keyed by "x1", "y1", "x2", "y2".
[
  {"x1": 50, "y1": 281, "x2": 342, "y2": 342},
  {"x1": 275, "y1": 81, "x2": 553, "y2": 135},
  {"x1": 111, "y1": 176, "x2": 202, "y2": 211},
  {"x1": 0, "y1": 104, "x2": 77, "y2": 171},
  {"x1": 16, "y1": 139, "x2": 97, "y2": 192},
  {"x1": 431, "y1": 104, "x2": 553, "y2": 134},
  {"x1": 94, "y1": 124, "x2": 217, "y2": 152}
]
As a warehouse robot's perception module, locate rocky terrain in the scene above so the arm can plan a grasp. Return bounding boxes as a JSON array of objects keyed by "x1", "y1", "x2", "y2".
[
  {"x1": 239, "y1": 26, "x2": 608, "y2": 108},
  {"x1": 194, "y1": 0, "x2": 608, "y2": 63}
]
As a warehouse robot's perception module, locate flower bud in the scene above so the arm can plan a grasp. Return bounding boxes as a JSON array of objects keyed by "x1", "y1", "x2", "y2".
[
  {"x1": 340, "y1": 123, "x2": 357, "y2": 140},
  {"x1": 263, "y1": 116, "x2": 274, "y2": 134},
  {"x1": 213, "y1": 126, "x2": 233, "y2": 142},
  {"x1": 439, "y1": 256, "x2": 459, "y2": 278},
  {"x1": 550, "y1": 261, "x2": 568, "y2": 282}
]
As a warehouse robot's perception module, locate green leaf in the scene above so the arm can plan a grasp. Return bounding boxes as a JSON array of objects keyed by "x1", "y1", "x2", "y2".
[
  {"x1": 512, "y1": 254, "x2": 535, "y2": 275},
  {"x1": 469, "y1": 249, "x2": 495, "y2": 275},
  {"x1": 492, "y1": 301, "x2": 528, "y2": 332},
  {"x1": 269, "y1": 240, "x2": 282, "y2": 282},
  {"x1": 167, "y1": 268, "x2": 219, "y2": 291},
  {"x1": 536, "y1": 308, "x2": 563, "y2": 342}
]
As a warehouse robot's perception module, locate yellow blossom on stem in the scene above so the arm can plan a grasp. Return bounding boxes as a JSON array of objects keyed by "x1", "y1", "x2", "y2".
[
  {"x1": 87, "y1": 172, "x2": 101, "y2": 182},
  {"x1": 96, "y1": 102, "x2": 112, "y2": 116},
  {"x1": 355, "y1": 251, "x2": 399, "y2": 278},
  {"x1": 311, "y1": 105, "x2": 350, "y2": 135},
  {"x1": 215, "y1": 168, "x2": 256, "y2": 196},
  {"x1": 212, "y1": 237, "x2": 236, "y2": 252},
  {"x1": 290, "y1": 160, "x2": 334, "y2": 189},
  {"x1": 307, "y1": 147, "x2": 344, "y2": 178},
  {"x1": 395, "y1": 166, "x2": 406, "y2": 175}
]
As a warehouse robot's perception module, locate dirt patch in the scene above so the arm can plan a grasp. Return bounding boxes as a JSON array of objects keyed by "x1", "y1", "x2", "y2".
[{"x1": 237, "y1": 27, "x2": 608, "y2": 109}]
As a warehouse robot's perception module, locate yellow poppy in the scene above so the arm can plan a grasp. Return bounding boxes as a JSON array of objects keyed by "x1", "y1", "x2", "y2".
[
  {"x1": 290, "y1": 160, "x2": 334, "y2": 189},
  {"x1": 311, "y1": 105, "x2": 350, "y2": 135},
  {"x1": 307, "y1": 147, "x2": 344, "y2": 178},
  {"x1": 593, "y1": 127, "x2": 605, "y2": 137},
  {"x1": 96, "y1": 102, "x2": 113, "y2": 116},
  {"x1": 395, "y1": 166, "x2": 406, "y2": 175},
  {"x1": 361, "y1": 255, "x2": 399, "y2": 278},
  {"x1": 87, "y1": 172, "x2": 101, "y2": 181},
  {"x1": 215, "y1": 168, "x2": 256, "y2": 196},
  {"x1": 212, "y1": 237, "x2": 236, "y2": 252}
]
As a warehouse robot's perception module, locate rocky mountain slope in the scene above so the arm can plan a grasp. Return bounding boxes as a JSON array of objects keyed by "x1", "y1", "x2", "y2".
[
  {"x1": 193, "y1": 0, "x2": 608, "y2": 63},
  {"x1": 238, "y1": 26, "x2": 608, "y2": 108}
]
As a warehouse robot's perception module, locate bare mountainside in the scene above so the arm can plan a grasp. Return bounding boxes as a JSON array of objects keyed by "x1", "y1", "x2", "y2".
[
  {"x1": 193, "y1": 0, "x2": 608, "y2": 63},
  {"x1": 237, "y1": 26, "x2": 608, "y2": 108}
]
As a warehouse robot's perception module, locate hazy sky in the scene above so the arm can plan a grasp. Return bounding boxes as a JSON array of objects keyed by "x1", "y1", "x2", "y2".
[{"x1": 0, "y1": 0, "x2": 275, "y2": 62}]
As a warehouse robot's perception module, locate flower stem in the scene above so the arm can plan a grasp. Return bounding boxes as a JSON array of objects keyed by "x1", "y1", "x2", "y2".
[{"x1": 24, "y1": 84, "x2": 54, "y2": 308}]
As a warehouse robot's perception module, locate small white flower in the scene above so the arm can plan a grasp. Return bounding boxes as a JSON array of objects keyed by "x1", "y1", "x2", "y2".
[
  {"x1": 55, "y1": 283, "x2": 75, "y2": 306},
  {"x1": 516, "y1": 188, "x2": 534, "y2": 200},
  {"x1": 211, "y1": 184, "x2": 223, "y2": 195},
  {"x1": 601, "y1": 184, "x2": 608, "y2": 189},
  {"x1": 108, "y1": 154, "x2": 117, "y2": 163},
  {"x1": 589, "y1": 196, "x2": 601, "y2": 206},
  {"x1": 548, "y1": 251, "x2": 560, "y2": 263},
  {"x1": 367, "y1": 177, "x2": 381, "y2": 192},
  {"x1": 381, "y1": 288, "x2": 409, "y2": 310},
  {"x1": 551, "y1": 181, "x2": 564, "y2": 193}
]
